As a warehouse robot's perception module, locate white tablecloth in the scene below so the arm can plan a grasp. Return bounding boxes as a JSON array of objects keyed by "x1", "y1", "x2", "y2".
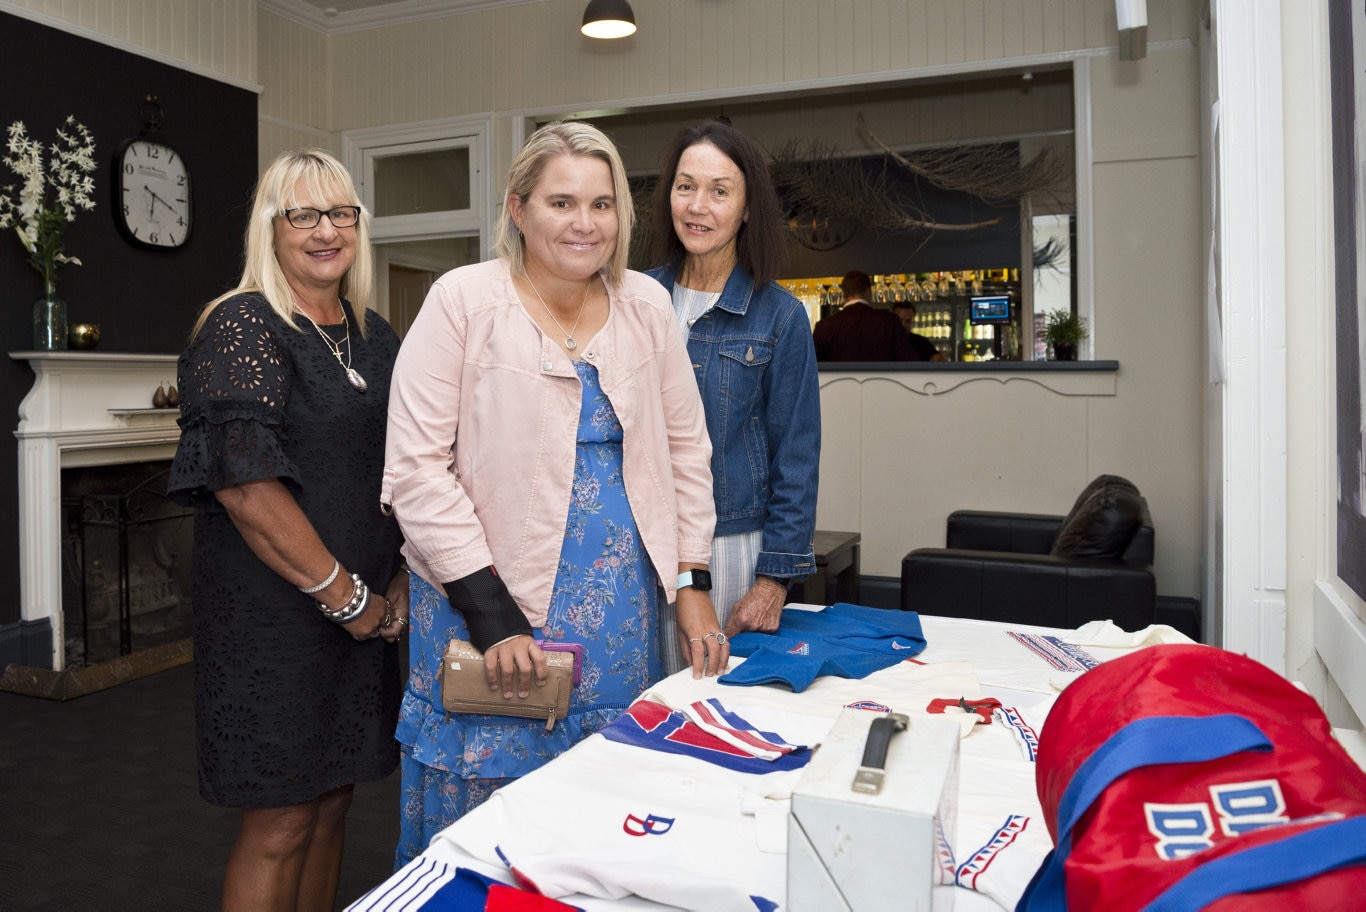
[{"x1": 348, "y1": 611, "x2": 1192, "y2": 912}]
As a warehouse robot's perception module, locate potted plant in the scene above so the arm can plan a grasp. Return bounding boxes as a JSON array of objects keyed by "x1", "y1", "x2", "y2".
[
  {"x1": 0, "y1": 116, "x2": 97, "y2": 351},
  {"x1": 1041, "y1": 310, "x2": 1088, "y2": 361}
]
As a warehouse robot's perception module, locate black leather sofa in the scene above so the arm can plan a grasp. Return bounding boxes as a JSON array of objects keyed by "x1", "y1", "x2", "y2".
[{"x1": 900, "y1": 475, "x2": 1157, "y2": 631}]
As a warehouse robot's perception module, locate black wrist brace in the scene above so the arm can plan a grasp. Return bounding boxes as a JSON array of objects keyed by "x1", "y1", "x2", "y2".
[{"x1": 442, "y1": 566, "x2": 532, "y2": 652}]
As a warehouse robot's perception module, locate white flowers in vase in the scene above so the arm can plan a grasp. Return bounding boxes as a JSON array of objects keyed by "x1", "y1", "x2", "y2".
[{"x1": 0, "y1": 116, "x2": 97, "y2": 291}]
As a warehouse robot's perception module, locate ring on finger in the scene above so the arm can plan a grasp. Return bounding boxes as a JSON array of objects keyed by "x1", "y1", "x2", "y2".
[
  {"x1": 704, "y1": 631, "x2": 728, "y2": 646},
  {"x1": 688, "y1": 637, "x2": 703, "y2": 645}
]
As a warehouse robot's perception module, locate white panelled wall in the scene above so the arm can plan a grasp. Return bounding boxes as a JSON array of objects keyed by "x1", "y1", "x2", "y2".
[
  {"x1": 0, "y1": 0, "x2": 258, "y2": 87},
  {"x1": 257, "y1": 12, "x2": 334, "y2": 168}
]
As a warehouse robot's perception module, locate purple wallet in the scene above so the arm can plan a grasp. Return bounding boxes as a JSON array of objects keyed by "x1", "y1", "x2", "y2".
[{"x1": 537, "y1": 640, "x2": 583, "y2": 687}]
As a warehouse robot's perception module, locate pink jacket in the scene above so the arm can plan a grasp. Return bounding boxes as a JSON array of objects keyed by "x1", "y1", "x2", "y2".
[{"x1": 382, "y1": 258, "x2": 715, "y2": 626}]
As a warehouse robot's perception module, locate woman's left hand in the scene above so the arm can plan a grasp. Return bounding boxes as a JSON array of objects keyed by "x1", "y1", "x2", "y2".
[
  {"x1": 377, "y1": 570, "x2": 411, "y2": 643},
  {"x1": 676, "y1": 588, "x2": 730, "y2": 679},
  {"x1": 722, "y1": 576, "x2": 787, "y2": 638}
]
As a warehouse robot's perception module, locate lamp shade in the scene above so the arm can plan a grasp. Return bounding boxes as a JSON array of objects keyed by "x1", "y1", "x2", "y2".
[{"x1": 581, "y1": 0, "x2": 636, "y2": 39}]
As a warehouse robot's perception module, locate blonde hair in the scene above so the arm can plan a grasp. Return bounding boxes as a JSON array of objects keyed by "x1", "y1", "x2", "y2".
[
  {"x1": 493, "y1": 121, "x2": 633, "y2": 285},
  {"x1": 191, "y1": 149, "x2": 375, "y2": 338}
]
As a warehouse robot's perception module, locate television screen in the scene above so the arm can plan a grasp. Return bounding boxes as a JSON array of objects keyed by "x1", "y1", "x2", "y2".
[{"x1": 970, "y1": 294, "x2": 1012, "y2": 323}]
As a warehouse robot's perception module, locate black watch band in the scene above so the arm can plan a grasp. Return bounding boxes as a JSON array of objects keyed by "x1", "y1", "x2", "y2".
[{"x1": 676, "y1": 569, "x2": 713, "y2": 592}]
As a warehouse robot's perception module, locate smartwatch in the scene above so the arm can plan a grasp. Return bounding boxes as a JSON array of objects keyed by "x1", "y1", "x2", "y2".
[{"x1": 676, "y1": 569, "x2": 713, "y2": 592}]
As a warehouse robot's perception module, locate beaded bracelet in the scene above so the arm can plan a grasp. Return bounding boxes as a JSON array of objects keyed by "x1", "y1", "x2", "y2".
[
  {"x1": 319, "y1": 573, "x2": 368, "y2": 625},
  {"x1": 298, "y1": 559, "x2": 341, "y2": 595}
]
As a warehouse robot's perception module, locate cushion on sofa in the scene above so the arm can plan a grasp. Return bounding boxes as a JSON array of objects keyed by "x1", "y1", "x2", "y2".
[
  {"x1": 1060, "y1": 475, "x2": 1140, "y2": 529},
  {"x1": 1051, "y1": 477, "x2": 1145, "y2": 559}
]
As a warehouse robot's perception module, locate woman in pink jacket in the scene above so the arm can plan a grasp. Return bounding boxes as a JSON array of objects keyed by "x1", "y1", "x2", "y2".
[{"x1": 383, "y1": 122, "x2": 727, "y2": 864}]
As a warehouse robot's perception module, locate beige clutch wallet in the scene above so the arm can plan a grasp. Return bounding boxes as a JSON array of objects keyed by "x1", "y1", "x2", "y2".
[{"x1": 439, "y1": 638, "x2": 577, "y2": 731}]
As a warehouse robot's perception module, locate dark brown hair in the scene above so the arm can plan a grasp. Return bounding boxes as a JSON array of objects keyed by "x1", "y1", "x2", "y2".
[
  {"x1": 649, "y1": 119, "x2": 786, "y2": 286},
  {"x1": 841, "y1": 270, "x2": 873, "y2": 300}
]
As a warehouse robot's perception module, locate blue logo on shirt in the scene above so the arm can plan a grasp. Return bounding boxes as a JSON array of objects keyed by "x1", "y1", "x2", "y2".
[{"x1": 623, "y1": 813, "x2": 676, "y2": 837}]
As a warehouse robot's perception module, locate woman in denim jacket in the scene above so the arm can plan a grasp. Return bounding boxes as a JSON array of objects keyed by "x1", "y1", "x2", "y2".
[{"x1": 647, "y1": 119, "x2": 821, "y2": 674}]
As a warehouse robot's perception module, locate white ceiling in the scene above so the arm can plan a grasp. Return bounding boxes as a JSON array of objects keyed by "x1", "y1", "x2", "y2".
[{"x1": 261, "y1": 0, "x2": 545, "y2": 34}]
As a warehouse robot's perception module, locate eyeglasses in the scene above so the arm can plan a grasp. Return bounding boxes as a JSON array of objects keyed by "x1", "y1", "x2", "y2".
[{"x1": 281, "y1": 206, "x2": 361, "y2": 230}]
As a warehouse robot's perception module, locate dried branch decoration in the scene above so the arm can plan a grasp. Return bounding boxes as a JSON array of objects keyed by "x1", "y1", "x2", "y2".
[
  {"x1": 629, "y1": 112, "x2": 1070, "y2": 258},
  {"x1": 769, "y1": 138, "x2": 1002, "y2": 241},
  {"x1": 856, "y1": 113, "x2": 1067, "y2": 206},
  {"x1": 768, "y1": 112, "x2": 1068, "y2": 250}
]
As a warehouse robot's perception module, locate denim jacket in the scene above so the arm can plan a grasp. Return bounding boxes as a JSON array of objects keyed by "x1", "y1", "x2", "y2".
[{"x1": 648, "y1": 263, "x2": 820, "y2": 580}]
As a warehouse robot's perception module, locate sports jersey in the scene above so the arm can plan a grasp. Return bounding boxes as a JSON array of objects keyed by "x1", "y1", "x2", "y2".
[
  {"x1": 347, "y1": 857, "x2": 581, "y2": 911},
  {"x1": 720, "y1": 602, "x2": 927, "y2": 691},
  {"x1": 434, "y1": 721, "x2": 798, "y2": 912},
  {"x1": 916, "y1": 616, "x2": 1193, "y2": 694},
  {"x1": 596, "y1": 697, "x2": 823, "y2": 774},
  {"x1": 944, "y1": 699, "x2": 1056, "y2": 908}
]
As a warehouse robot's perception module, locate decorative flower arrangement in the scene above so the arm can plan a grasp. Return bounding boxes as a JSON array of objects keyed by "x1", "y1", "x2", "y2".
[{"x1": 0, "y1": 116, "x2": 97, "y2": 291}]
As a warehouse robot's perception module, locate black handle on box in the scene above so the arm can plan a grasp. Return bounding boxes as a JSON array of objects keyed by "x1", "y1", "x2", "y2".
[{"x1": 852, "y1": 712, "x2": 909, "y2": 794}]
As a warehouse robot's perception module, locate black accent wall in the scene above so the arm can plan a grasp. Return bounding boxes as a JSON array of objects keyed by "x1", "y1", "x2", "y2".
[{"x1": 0, "y1": 12, "x2": 258, "y2": 663}]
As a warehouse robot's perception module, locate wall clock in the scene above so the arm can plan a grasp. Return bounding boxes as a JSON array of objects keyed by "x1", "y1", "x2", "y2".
[{"x1": 114, "y1": 96, "x2": 192, "y2": 250}]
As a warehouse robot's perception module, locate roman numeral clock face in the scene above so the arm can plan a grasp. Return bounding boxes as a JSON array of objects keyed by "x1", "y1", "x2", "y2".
[{"x1": 116, "y1": 139, "x2": 192, "y2": 249}]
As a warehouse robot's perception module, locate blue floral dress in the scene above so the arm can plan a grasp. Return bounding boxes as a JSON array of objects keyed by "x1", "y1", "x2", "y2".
[{"x1": 395, "y1": 361, "x2": 663, "y2": 866}]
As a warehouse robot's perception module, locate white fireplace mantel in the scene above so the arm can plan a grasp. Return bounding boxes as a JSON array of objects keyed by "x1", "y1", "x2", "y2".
[{"x1": 12, "y1": 351, "x2": 183, "y2": 670}]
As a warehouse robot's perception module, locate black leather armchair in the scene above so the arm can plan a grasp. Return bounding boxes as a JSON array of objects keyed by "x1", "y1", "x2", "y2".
[{"x1": 900, "y1": 475, "x2": 1157, "y2": 631}]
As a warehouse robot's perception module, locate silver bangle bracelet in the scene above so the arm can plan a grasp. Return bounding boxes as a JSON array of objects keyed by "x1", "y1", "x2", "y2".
[
  {"x1": 327, "y1": 579, "x2": 368, "y2": 625},
  {"x1": 319, "y1": 573, "x2": 368, "y2": 624},
  {"x1": 298, "y1": 559, "x2": 340, "y2": 594}
]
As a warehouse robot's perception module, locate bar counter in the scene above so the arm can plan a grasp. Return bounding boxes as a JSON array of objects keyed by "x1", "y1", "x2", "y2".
[{"x1": 817, "y1": 359, "x2": 1120, "y2": 372}]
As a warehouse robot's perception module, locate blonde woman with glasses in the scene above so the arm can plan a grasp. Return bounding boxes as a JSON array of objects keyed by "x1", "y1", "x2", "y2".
[{"x1": 169, "y1": 149, "x2": 408, "y2": 911}]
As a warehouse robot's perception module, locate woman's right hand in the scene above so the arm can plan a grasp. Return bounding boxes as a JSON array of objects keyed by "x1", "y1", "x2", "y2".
[
  {"x1": 340, "y1": 590, "x2": 391, "y2": 642},
  {"x1": 482, "y1": 634, "x2": 548, "y2": 699},
  {"x1": 374, "y1": 570, "x2": 410, "y2": 643}
]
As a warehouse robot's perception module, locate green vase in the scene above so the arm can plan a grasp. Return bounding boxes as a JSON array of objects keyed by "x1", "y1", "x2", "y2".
[{"x1": 33, "y1": 281, "x2": 68, "y2": 351}]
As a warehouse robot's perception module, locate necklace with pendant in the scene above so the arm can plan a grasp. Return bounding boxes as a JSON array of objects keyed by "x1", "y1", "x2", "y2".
[
  {"x1": 525, "y1": 273, "x2": 591, "y2": 352},
  {"x1": 302, "y1": 307, "x2": 367, "y2": 392}
]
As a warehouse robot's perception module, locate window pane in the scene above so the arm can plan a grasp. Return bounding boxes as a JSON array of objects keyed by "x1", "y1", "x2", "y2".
[
  {"x1": 374, "y1": 148, "x2": 471, "y2": 217},
  {"x1": 1031, "y1": 213, "x2": 1074, "y2": 360}
]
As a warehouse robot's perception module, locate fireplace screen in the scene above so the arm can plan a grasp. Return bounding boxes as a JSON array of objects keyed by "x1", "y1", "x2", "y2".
[{"x1": 61, "y1": 462, "x2": 194, "y2": 668}]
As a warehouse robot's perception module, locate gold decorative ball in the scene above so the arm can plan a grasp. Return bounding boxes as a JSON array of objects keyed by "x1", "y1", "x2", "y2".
[{"x1": 68, "y1": 323, "x2": 101, "y2": 350}]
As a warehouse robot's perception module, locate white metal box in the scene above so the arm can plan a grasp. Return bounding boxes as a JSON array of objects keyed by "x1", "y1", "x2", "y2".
[{"x1": 788, "y1": 710, "x2": 961, "y2": 912}]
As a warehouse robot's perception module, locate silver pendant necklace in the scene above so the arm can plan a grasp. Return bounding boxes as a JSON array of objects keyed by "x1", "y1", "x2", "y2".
[
  {"x1": 302, "y1": 308, "x2": 367, "y2": 392},
  {"x1": 525, "y1": 274, "x2": 591, "y2": 351}
]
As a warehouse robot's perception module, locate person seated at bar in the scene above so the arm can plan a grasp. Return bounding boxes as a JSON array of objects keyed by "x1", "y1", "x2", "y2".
[
  {"x1": 812, "y1": 270, "x2": 918, "y2": 361},
  {"x1": 891, "y1": 298, "x2": 946, "y2": 361}
]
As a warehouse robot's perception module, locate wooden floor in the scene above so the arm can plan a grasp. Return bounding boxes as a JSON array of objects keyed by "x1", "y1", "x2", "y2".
[{"x1": 0, "y1": 661, "x2": 400, "y2": 911}]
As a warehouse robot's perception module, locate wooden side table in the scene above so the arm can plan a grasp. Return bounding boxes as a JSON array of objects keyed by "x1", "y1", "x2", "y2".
[{"x1": 795, "y1": 530, "x2": 862, "y2": 606}]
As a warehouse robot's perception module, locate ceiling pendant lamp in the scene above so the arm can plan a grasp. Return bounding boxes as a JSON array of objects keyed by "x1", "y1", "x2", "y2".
[{"x1": 581, "y1": 0, "x2": 636, "y2": 39}]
